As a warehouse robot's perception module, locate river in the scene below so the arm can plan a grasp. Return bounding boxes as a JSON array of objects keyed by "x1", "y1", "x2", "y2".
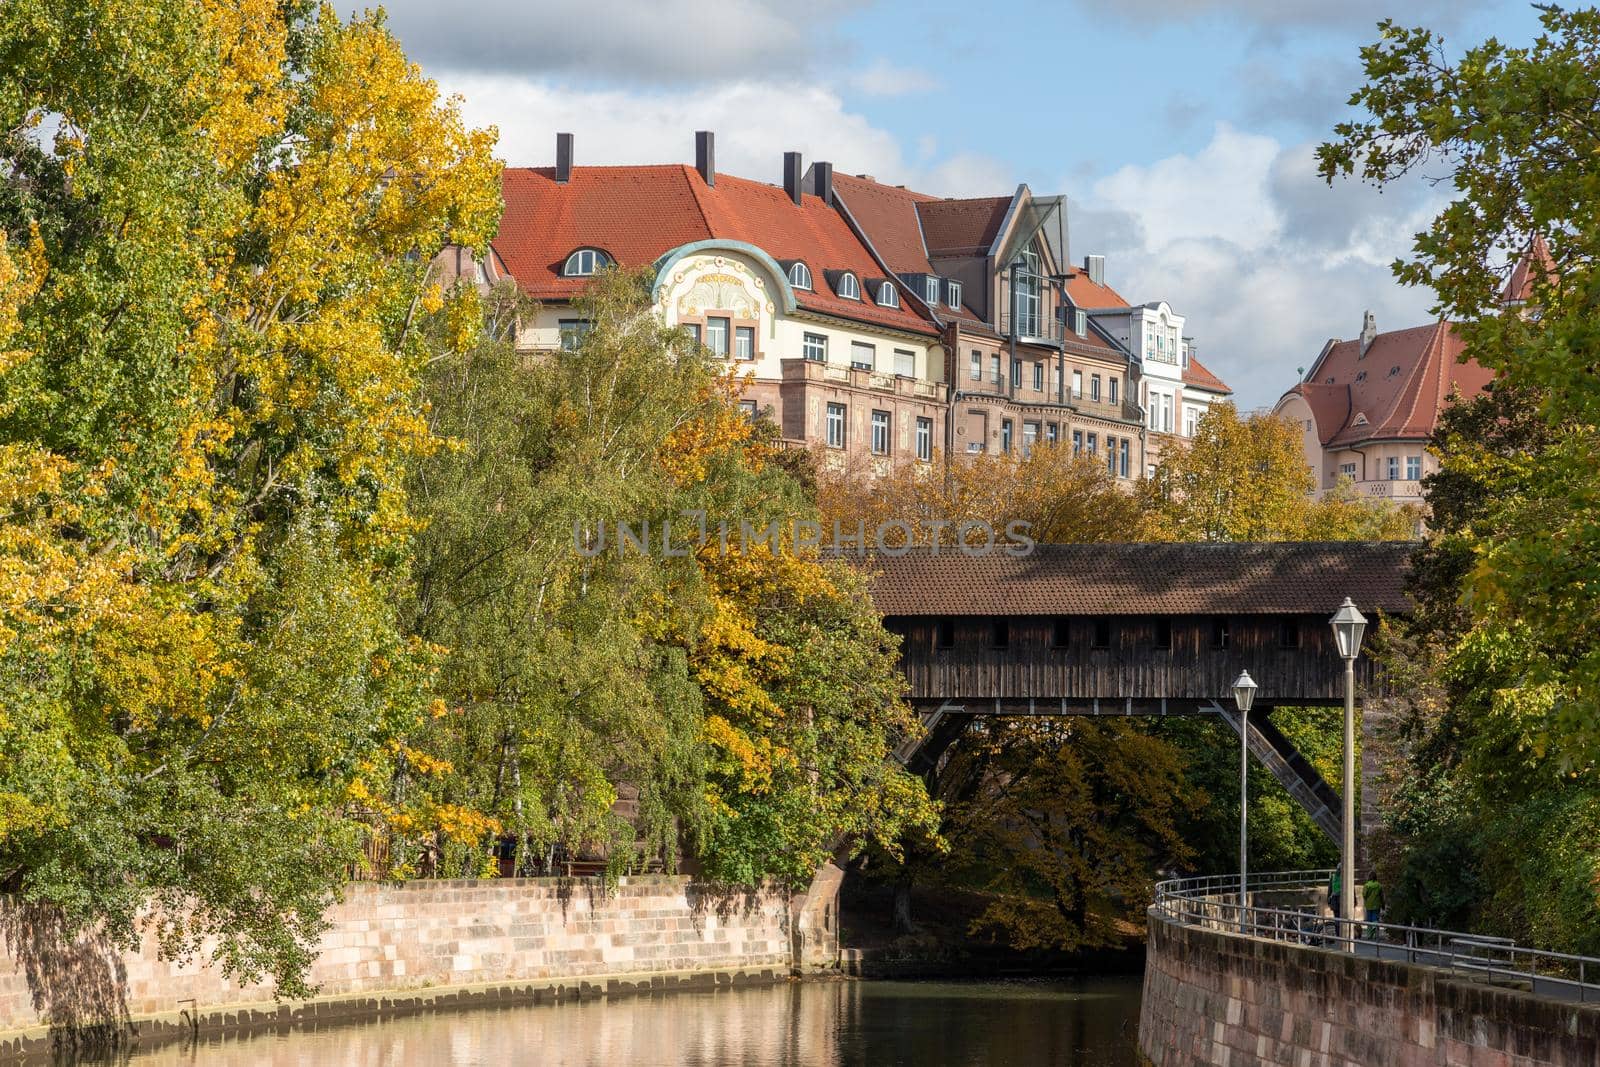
[{"x1": 87, "y1": 976, "x2": 1145, "y2": 1065}]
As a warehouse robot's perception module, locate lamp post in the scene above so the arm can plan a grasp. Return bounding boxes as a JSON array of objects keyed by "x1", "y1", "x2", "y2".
[
  {"x1": 1329, "y1": 597, "x2": 1368, "y2": 947},
  {"x1": 1232, "y1": 670, "x2": 1258, "y2": 925}
]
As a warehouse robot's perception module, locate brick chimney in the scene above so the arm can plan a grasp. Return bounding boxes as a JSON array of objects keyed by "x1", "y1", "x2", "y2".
[
  {"x1": 812, "y1": 161, "x2": 834, "y2": 207},
  {"x1": 555, "y1": 132, "x2": 573, "y2": 184},
  {"x1": 784, "y1": 151, "x2": 804, "y2": 205}
]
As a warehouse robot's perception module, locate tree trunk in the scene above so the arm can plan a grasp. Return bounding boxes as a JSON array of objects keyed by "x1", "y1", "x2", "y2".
[{"x1": 893, "y1": 870, "x2": 918, "y2": 935}]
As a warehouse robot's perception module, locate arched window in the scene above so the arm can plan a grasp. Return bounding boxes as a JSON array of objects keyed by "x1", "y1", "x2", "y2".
[
  {"x1": 562, "y1": 248, "x2": 612, "y2": 277},
  {"x1": 789, "y1": 262, "x2": 812, "y2": 290},
  {"x1": 837, "y1": 272, "x2": 860, "y2": 300},
  {"x1": 877, "y1": 282, "x2": 898, "y2": 308}
]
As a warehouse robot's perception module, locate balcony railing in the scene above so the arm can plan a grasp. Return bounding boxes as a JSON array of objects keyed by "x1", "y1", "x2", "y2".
[
  {"x1": 998, "y1": 310, "x2": 1065, "y2": 346},
  {"x1": 779, "y1": 358, "x2": 945, "y2": 401}
]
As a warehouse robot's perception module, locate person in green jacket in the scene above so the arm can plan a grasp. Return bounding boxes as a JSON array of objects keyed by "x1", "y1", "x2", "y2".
[
  {"x1": 1364, "y1": 877, "x2": 1384, "y2": 939},
  {"x1": 1327, "y1": 869, "x2": 1341, "y2": 918}
]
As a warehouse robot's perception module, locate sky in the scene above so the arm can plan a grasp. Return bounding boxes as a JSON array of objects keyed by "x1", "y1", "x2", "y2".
[{"x1": 362, "y1": 0, "x2": 1548, "y2": 410}]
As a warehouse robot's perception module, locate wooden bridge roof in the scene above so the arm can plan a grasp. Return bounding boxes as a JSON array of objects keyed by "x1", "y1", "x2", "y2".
[{"x1": 864, "y1": 541, "x2": 1416, "y2": 617}]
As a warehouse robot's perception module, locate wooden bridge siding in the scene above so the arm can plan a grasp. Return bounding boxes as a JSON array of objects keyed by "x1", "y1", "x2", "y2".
[{"x1": 890, "y1": 615, "x2": 1381, "y2": 705}]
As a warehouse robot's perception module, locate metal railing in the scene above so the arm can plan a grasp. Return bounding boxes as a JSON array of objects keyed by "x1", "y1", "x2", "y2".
[
  {"x1": 998, "y1": 311, "x2": 1065, "y2": 344},
  {"x1": 1153, "y1": 870, "x2": 1600, "y2": 1004}
]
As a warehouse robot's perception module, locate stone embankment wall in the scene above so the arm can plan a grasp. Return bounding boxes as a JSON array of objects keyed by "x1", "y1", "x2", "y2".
[
  {"x1": 0, "y1": 872, "x2": 838, "y2": 1057},
  {"x1": 1140, "y1": 912, "x2": 1600, "y2": 1067}
]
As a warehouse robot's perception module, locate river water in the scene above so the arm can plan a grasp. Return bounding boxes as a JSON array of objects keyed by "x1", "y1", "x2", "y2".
[{"x1": 97, "y1": 976, "x2": 1145, "y2": 1066}]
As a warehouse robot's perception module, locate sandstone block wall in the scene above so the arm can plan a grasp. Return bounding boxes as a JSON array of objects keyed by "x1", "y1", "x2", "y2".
[
  {"x1": 1139, "y1": 912, "x2": 1600, "y2": 1067},
  {"x1": 0, "y1": 875, "x2": 804, "y2": 1040}
]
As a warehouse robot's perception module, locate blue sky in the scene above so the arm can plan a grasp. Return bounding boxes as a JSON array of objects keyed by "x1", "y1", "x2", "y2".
[{"x1": 369, "y1": 0, "x2": 1548, "y2": 409}]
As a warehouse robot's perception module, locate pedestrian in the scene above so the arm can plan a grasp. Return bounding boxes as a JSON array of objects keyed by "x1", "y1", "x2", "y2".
[
  {"x1": 1327, "y1": 869, "x2": 1341, "y2": 918},
  {"x1": 1363, "y1": 875, "x2": 1384, "y2": 939}
]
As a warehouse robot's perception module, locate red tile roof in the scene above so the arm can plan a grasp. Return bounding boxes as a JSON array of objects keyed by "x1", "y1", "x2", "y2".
[
  {"x1": 864, "y1": 542, "x2": 1415, "y2": 616},
  {"x1": 831, "y1": 173, "x2": 937, "y2": 275},
  {"x1": 1500, "y1": 234, "x2": 1555, "y2": 305},
  {"x1": 1065, "y1": 268, "x2": 1130, "y2": 309},
  {"x1": 1182, "y1": 356, "x2": 1231, "y2": 395},
  {"x1": 492, "y1": 165, "x2": 938, "y2": 336},
  {"x1": 1288, "y1": 321, "x2": 1493, "y2": 446},
  {"x1": 916, "y1": 197, "x2": 1012, "y2": 257}
]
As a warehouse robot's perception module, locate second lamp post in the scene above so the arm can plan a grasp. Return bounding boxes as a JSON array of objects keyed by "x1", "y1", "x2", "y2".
[{"x1": 1231, "y1": 669, "x2": 1258, "y2": 921}]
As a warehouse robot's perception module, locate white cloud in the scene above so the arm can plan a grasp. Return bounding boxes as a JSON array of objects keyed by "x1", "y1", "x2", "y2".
[
  {"x1": 1071, "y1": 124, "x2": 1443, "y2": 411},
  {"x1": 368, "y1": 0, "x2": 849, "y2": 84},
  {"x1": 848, "y1": 59, "x2": 939, "y2": 97},
  {"x1": 440, "y1": 73, "x2": 1011, "y2": 197}
]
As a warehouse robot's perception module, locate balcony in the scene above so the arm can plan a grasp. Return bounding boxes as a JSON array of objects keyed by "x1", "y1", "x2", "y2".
[
  {"x1": 998, "y1": 310, "x2": 1065, "y2": 346},
  {"x1": 1362, "y1": 479, "x2": 1423, "y2": 500},
  {"x1": 779, "y1": 358, "x2": 946, "y2": 402}
]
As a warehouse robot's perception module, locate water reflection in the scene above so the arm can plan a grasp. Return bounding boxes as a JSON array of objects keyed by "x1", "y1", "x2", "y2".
[{"x1": 81, "y1": 977, "x2": 1143, "y2": 1066}]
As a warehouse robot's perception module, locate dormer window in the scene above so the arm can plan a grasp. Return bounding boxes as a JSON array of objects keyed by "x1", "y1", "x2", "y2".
[
  {"x1": 837, "y1": 272, "x2": 860, "y2": 300},
  {"x1": 789, "y1": 262, "x2": 813, "y2": 290},
  {"x1": 948, "y1": 281, "x2": 962, "y2": 310},
  {"x1": 924, "y1": 277, "x2": 940, "y2": 305},
  {"x1": 562, "y1": 248, "x2": 612, "y2": 276},
  {"x1": 877, "y1": 282, "x2": 899, "y2": 308}
]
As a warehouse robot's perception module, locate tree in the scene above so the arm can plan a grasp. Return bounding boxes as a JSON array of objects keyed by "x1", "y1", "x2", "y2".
[
  {"x1": 0, "y1": 0, "x2": 498, "y2": 993},
  {"x1": 1320, "y1": 7, "x2": 1600, "y2": 950}
]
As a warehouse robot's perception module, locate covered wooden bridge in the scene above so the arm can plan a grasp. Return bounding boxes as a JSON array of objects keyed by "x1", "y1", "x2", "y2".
[{"x1": 864, "y1": 541, "x2": 1416, "y2": 841}]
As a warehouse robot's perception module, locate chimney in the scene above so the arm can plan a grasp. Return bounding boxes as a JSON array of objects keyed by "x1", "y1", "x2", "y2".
[
  {"x1": 812, "y1": 161, "x2": 834, "y2": 207},
  {"x1": 695, "y1": 130, "x2": 715, "y2": 187},
  {"x1": 1359, "y1": 310, "x2": 1377, "y2": 356},
  {"x1": 1084, "y1": 254, "x2": 1106, "y2": 288},
  {"x1": 783, "y1": 151, "x2": 804, "y2": 205},
  {"x1": 555, "y1": 132, "x2": 573, "y2": 184}
]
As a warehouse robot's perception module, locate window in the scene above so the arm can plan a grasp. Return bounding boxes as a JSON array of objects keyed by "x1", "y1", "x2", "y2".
[
  {"x1": 837, "y1": 272, "x2": 860, "y2": 300},
  {"x1": 1162, "y1": 394, "x2": 1173, "y2": 433},
  {"x1": 1010, "y1": 358, "x2": 1022, "y2": 389},
  {"x1": 877, "y1": 281, "x2": 899, "y2": 308},
  {"x1": 1339, "y1": 462, "x2": 1357, "y2": 478},
  {"x1": 825, "y1": 403, "x2": 846, "y2": 448},
  {"x1": 1120, "y1": 438, "x2": 1130, "y2": 478},
  {"x1": 990, "y1": 355, "x2": 1002, "y2": 384},
  {"x1": 562, "y1": 249, "x2": 611, "y2": 276},
  {"x1": 1183, "y1": 406, "x2": 1199, "y2": 438},
  {"x1": 705, "y1": 316, "x2": 730, "y2": 357},
  {"x1": 1211, "y1": 618, "x2": 1230, "y2": 650},
  {"x1": 1023, "y1": 421, "x2": 1038, "y2": 457},
  {"x1": 1000, "y1": 418, "x2": 1014, "y2": 454},
  {"x1": 738, "y1": 399, "x2": 758, "y2": 419},
  {"x1": 1109, "y1": 377, "x2": 1119, "y2": 404},
  {"x1": 1072, "y1": 370, "x2": 1083, "y2": 398},
  {"x1": 1073, "y1": 308, "x2": 1087, "y2": 336},
  {"x1": 1087, "y1": 433, "x2": 1097, "y2": 456},
  {"x1": 1153, "y1": 619, "x2": 1172, "y2": 650},
  {"x1": 683, "y1": 323, "x2": 702, "y2": 345},
  {"x1": 924, "y1": 277, "x2": 940, "y2": 305},
  {"x1": 1406, "y1": 455, "x2": 1422, "y2": 480},
  {"x1": 1033, "y1": 362, "x2": 1044, "y2": 391},
  {"x1": 789, "y1": 262, "x2": 812, "y2": 290},
  {"x1": 871, "y1": 410, "x2": 891, "y2": 455},
  {"x1": 916, "y1": 417, "x2": 933, "y2": 462},
  {"x1": 802, "y1": 332, "x2": 827, "y2": 362},
  {"x1": 1052, "y1": 618, "x2": 1071, "y2": 649},
  {"x1": 934, "y1": 619, "x2": 955, "y2": 649},
  {"x1": 1090, "y1": 374, "x2": 1101, "y2": 402},
  {"x1": 1046, "y1": 422, "x2": 1058, "y2": 444},
  {"x1": 734, "y1": 325, "x2": 755, "y2": 361},
  {"x1": 894, "y1": 349, "x2": 915, "y2": 377},
  {"x1": 1279, "y1": 618, "x2": 1302, "y2": 649},
  {"x1": 1107, "y1": 439, "x2": 1117, "y2": 475},
  {"x1": 990, "y1": 619, "x2": 1010, "y2": 649},
  {"x1": 1072, "y1": 430, "x2": 1083, "y2": 455},
  {"x1": 851, "y1": 342, "x2": 875, "y2": 371},
  {"x1": 558, "y1": 319, "x2": 591, "y2": 351},
  {"x1": 1092, "y1": 618, "x2": 1112, "y2": 649},
  {"x1": 948, "y1": 281, "x2": 962, "y2": 309},
  {"x1": 1013, "y1": 247, "x2": 1041, "y2": 336},
  {"x1": 969, "y1": 350, "x2": 982, "y2": 380},
  {"x1": 1387, "y1": 456, "x2": 1400, "y2": 480}
]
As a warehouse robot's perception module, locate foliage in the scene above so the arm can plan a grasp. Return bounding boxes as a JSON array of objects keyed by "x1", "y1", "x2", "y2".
[
  {"x1": 0, "y1": 0, "x2": 498, "y2": 993},
  {"x1": 1321, "y1": 6, "x2": 1600, "y2": 951},
  {"x1": 936, "y1": 719, "x2": 1198, "y2": 950},
  {"x1": 1141, "y1": 403, "x2": 1420, "y2": 542}
]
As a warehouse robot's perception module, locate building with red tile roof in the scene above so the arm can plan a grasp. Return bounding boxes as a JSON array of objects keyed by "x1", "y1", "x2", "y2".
[
  {"x1": 444, "y1": 134, "x2": 953, "y2": 475},
  {"x1": 1274, "y1": 312, "x2": 1495, "y2": 506}
]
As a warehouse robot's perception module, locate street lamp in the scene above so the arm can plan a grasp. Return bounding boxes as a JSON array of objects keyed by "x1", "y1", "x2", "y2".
[
  {"x1": 1329, "y1": 597, "x2": 1368, "y2": 946},
  {"x1": 1232, "y1": 670, "x2": 1258, "y2": 924}
]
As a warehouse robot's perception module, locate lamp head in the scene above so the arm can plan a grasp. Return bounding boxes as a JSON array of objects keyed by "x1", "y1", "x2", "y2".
[
  {"x1": 1232, "y1": 669, "x2": 1258, "y2": 713},
  {"x1": 1328, "y1": 597, "x2": 1369, "y2": 661}
]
